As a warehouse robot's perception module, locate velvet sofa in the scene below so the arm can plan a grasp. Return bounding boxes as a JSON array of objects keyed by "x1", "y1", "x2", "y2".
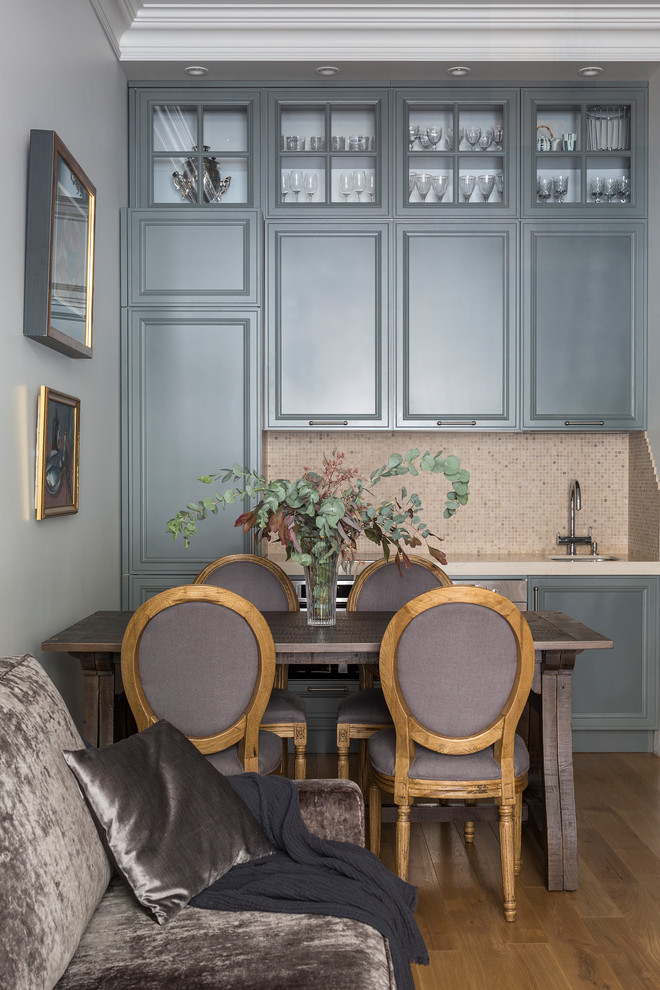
[{"x1": 0, "y1": 654, "x2": 397, "y2": 990}]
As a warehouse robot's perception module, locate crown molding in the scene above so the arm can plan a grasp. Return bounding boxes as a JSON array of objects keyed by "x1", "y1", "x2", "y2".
[{"x1": 90, "y1": 2, "x2": 660, "y2": 62}]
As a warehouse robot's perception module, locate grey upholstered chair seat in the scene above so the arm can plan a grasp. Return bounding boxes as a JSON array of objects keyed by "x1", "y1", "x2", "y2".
[
  {"x1": 368, "y1": 728, "x2": 530, "y2": 781},
  {"x1": 337, "y1": 688, "x2": 392, "y2": 725},
  {"x1": 205, "y1": 729, "x2": 282, "y2": 776},
  {"x1": 55, "y1": 877, "x2": 395, "y2": 990},
  {"x1": 264, "y1": 688, "x2": 306, "y2": 722}
]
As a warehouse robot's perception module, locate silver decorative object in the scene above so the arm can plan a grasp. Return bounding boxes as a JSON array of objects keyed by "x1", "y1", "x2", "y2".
[{"x1": 172, "y1": 146, "x2": 231, "y2": 203}]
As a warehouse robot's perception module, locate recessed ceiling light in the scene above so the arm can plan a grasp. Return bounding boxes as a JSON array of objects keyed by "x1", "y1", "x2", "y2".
[
  {"x1": 184, "y1": 65, "x2": 209, "y2": 77},
  {"x1": 316, "y1": 65, "x2": 340, "y2": 76},
  {"x1": 447, "y1": 66, "x2": 471, "y2": 77},
  {"x1": 578, "y1": 66, "x2": 604, "y2": 77}
]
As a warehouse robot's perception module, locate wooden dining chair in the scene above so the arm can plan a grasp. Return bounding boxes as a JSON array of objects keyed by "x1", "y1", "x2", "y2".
[
  {"x1": 194, "y1": 554, "x2": 307, "y2": 778},
  {"x1": 121, "y1": 585, "x2": 282, "y2": 775},
  {"x1": 336, "y1": 556, "x2": 452, "y2": 791},
  {"x1": 368, "y1": 585, "x2": 534, "y2": 922}
]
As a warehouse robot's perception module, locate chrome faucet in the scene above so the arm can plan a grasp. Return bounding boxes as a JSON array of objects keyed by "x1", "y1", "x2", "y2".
[{"x1": 557, "y1": 480, "x2": 596, "y2": 555}]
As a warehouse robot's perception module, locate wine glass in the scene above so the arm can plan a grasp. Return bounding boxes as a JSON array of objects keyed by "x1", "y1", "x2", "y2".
[
  {"x1": 339, "y1": 172, "x2": 353, "y2": 202},
  {"x1": 495, "y1": 172, "x2": 504, "y2": 198},
  {"x1": 417, "y1": 129, "x2": 432, "y2": 150},
  {"x1": 590, "y1": 176, "x2": 605, "y2": 203},
  {"x1": 552, "y1": 174, "x2": 569, "y2": 203},
  {"x1": 280, "y1": 171, "x2": 290, "y2": 202},
  {"x1": 289, "y1": 169, "x2": 304, "y2": 201},
  {"x1": 479, "y1": 130, "x2": 494, "y2": 152},
  {"x1": 459, "y1": 174, "x2": 476, "y2": 202},
  {"x1": 353, "y1": 170, "x2": 367, "y2": 202},
  {"x1": 431, "y1": 174, "x2": 449, "y2": 201},
  {"x1": 303, "y1": 172, "x2": 318, "y2": 202},
  {"x1": 492, "y1": 125, "x2": 504, "y2": 151},
  {"x1": 603, "y1": 177, "x2": 616, "y2": 203},
  {"x1": 537, "y1": 176, "x2": 552, "y2": 203},
  {"x1": 408, "y1": 123, "x2": 420, "y2": 149},
  {"x1": 366, "y1": 173, "x2": 376, "y2": 202},
  {"x1": 465, "y1": 127, "x2": 481, "y2": 151},
  {"x1": 445, "y1": 128, "x2": 454, "y2": 151},
  {"x1": 408, "y1": 172, "x2": 417, "y2": 197},
  {"x1": 427, "y1": 127, "x2": 443, "y2": 150},
  {"x1": 617, "y1": 175, "x2": 631, "y2": 203},
  {"x1": 414, "y1": 172, "x2": 432, "y2": 201},
  {"x1": 477, "y1": 173, "x2": 495, "y2": 201}
]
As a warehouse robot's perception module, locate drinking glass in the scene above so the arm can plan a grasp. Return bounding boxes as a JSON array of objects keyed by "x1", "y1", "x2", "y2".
[
  {"x1": 408, "y1": 172, "x2": 417, "y2": 197},
  {"x1": 366, "y1": 173, "x2": 376, "y2": 202},
  {"x1": 445, "y1": 128, "x2": 454, "y2": 151},
  {"x1": 477, "y1": 173, "x2": 495, "y2": 201},
  {"x1": 339, "y1": 172, "x2": 353, "y2": 202},
  {"x1": 495, "y1": 172, "x2": 504, "y2": 197},
  {"x1": 479, "y1": 130, "x2": 493, "y2": 152},
  {"x1": 552, "y1": 174, "x2": 569, "y2": 203},
  {"x1": 415, "y1": 172, "x2": 433, "y2": 201},
  {"x1": 617, "y1": 175, "x2": 631, "y2": 202},
  {"x1": 590, "y1": 176, "x2": 605, "y2": 203},
  {"x1": 280, "y1": 171, "x2": 290, "y2": 202},
  {"x1": 431, "y1": 174, "x2": 449, "y2": 201},
  {"x1": 417, "y1": 130, "x2": 432, "y2": 150},
  {"x1": 465, "y1": 127, "x2": 481, "y2": 151},
  {"x1": 304, "y1": 173, "x2": 318, "y2": 202},
  {"x1": 537, "y1": 176, "x2": 552, "y2": 203},
  {"x1": 492, "y1": 125, "x2": 504, "y2": 151},
  {"x1": 289, "y1": 169, "x2": 304, "y2": 201},
  {"x1": 408, "y1": 123, "x2": 420, "y2": 149},
  {"x1": 353, "y1": 170, "x2": 367, "y2": 201},
  {"x1": 603, "y1": 177, "x2": 616, "y2": 202},
  {"x1": 459, "y1": 174, "x2": 476, "y2": 202},
  {"x1": 427, "y1": 127, "x2": 443, "y2": 149}
]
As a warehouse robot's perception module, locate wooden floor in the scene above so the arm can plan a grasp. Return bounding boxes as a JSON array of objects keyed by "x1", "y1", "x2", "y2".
[{"x1": 299, "y1": 751, "x2": 660, "y2": 990}]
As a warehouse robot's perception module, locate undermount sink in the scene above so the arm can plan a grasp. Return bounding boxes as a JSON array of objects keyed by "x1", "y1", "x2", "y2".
[{"x1": 549, "y1": 554, "x2": 617, "y2": 562}]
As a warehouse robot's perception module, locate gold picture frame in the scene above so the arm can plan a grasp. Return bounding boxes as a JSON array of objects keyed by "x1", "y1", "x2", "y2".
[
  {"x1": 35, "y1": 387, "x2": 80, "y2": 519},
  {"x1": 24, "y1": 131, "x2": 96, "y2": 359}
]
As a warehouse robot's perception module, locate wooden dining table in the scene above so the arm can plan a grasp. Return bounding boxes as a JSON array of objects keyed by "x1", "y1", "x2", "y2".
[{"x1": 42, "y1": 607, "x2": 612, "y2": 892}]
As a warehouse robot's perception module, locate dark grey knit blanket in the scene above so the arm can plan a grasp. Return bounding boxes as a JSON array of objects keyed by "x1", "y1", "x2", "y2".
[{"x1": 190, "y1": 773, "x2": 428, "y2": 990}]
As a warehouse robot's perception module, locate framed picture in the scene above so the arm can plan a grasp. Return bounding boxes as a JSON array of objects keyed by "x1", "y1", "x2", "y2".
[
  {"x1": 23, "y1": 131, "x2": 96, "y2": 359},
  {"x1": 35, "y1": 387, "x2": 80, "y2": 519}
]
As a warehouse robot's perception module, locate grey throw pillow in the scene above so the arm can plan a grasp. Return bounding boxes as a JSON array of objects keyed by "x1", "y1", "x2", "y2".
[{"x1": 63, "y1": 719, "x2": 274, "y2": 925}]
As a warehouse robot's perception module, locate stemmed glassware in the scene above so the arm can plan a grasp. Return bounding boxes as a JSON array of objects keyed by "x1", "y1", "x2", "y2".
[
  {"x1": 289, "y1": 169, "x2": 304, "y2": 201},
  {"x1": 427, "y1": 127, "x2": 443, "y2": 150},
  {"x1": 366, "y1": 173, "x2": 376, "y2": 202},
  {"x1": 617, "y1": 175, "x2": 631, "y2": 202},
  {"x1": 492, "y1": 125, "x2": 504, "y2": 151},
  {"x1": 603, "y1": 177, "x2": 616, "y2": 203},
  {"x1": 431, "y1": 174, "x2": 449, "y2": 202},
  {"x1": 408, "y1": 123, "x2": 420, "y2": 149},
  {"x1": 303, "y1": 173, "x2": 318, "y2": 202},
  {"x1": 537, "y1": 176, "x2": 552, "y2": 203},
  {"x1": 280, "y1": 171, "x2": 290, "y2": 202},
  {"x1": 495, "y1": 172, "x2": 504, "y2": 198},
  {"x1": 339, "y1": 172, "x2": 353, "y2": 202},
  {"x1": 414, "y1": 172, "x2": 432, "y2": 201},
  {"x1": 353, "y1": 170, "x2": 367, "y2": 201},
  {"x1": 465, "y1": 127, "x2": 481, "y2": 151},
  {"x1": 417, "y1": 130, "x2": 432, "y2": 150},
  {"x1": 408, "y1": 172, "x2": 417, "y2": 198},
  {"x1": 459, "y1": 174, "x2": 476, "y2": 202},
  {"x1": 479, "y1": 130, "x2": 494, "y2": 152},
  {"x1": 552, "y1": 174, "x2": 569, "y2": 203},
  {"x1": 477, "y1": 173, "x2": 495, "y2": 201},
  {"x1": 590, "y1": 176, "x2": 605, "y2": 203}
]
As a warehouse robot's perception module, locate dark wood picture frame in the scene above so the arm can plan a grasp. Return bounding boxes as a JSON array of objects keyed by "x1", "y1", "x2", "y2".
[
  {"x1": 24, "y1": 131, "x2": 96, "y2": 358},
  {"x1": 35, "y1": 386, "x2": 80, "y2": 519}
]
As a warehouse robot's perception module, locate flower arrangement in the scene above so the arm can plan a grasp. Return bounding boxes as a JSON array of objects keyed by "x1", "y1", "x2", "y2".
[{"x1": 167, "y1": 448, "x2": 469, "y2": 570}]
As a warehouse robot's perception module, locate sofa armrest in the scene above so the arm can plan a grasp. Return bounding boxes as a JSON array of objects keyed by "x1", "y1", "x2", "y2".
[{"x1": 294, "y1": 778, "x2": 365, "y2": 847}]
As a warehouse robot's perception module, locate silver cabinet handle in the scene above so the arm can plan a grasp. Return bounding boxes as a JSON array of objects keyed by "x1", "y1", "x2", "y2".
[
  {"x1": 309, "y1": 420, "x2": 349, "y2": 426},
  {"x1": 564, "y1": 421, "x2": 604, "y2": 426},
  {"x1": 306, "y1": 686, "x2": 349, "y2": 694},
  {"x1": 533, "y1": 586, "x2": 539, "y2": 611},
  {"x1": 436, "y1": 420, "x2": 477, "y2": 426}
]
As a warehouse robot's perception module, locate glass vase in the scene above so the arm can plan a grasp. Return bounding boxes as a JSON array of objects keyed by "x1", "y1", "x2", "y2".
[{"x1": 304, "y1": 554, "x2": 338, "y2": 626}]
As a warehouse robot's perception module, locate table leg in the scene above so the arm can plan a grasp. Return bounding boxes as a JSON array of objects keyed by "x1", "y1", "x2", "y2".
[{"x1": 76, "y1": 652, "x2": 119, "y2": 748}]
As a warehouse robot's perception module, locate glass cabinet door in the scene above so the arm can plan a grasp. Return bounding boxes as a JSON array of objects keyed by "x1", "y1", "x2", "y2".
[
  {"x1": 268, "y1": 91, "x2": 388, "y2": 214},
  {"x1": 130, "y1": 89, "x2": 260, "y2": 208},
  {"x1": 523, "y1": 88, "x2": 647, "y2": 217},
  {"x1": 396, "y1": 89, "x2": 518, "y2": 216}
]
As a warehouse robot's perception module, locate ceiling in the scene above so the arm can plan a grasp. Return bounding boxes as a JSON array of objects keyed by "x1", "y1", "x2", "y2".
[{"x1": 90, "y1": 1, "x2": 660, "y2": 83}]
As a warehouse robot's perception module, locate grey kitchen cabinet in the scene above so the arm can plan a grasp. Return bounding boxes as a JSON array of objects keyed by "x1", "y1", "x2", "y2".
[
  {"x1": 266, "y1": 221, "x2": 391, "y2": 428},
  {"x1": 522, "y1": 221, "x2": 646, "y2": 430},
  {"x1": 396, "y1": 222, "x2": 519, "y2": 429},
  {"x1": 124, "y1": 209, "x2": 260, "y2": 306},
  {"x1": 286, "y1": 678, "x2": 361, "y2": 753},
  {"x1": 530, "y1": 576, "x2": 659, "y2": 751},
  {"x1": 129, "y1": 87, "x2": 261, "y2": 209},
  {"x1": 121, "y1": 308, "x2": 260, "y2": 609},
  {"x1": 523, "y1": 87, "x2": 647, "y2": 218},
  {"x1": 395, "y1": 88, "x2": 519, "y2": 217},
  {"x1": 267, "y1": 89, "x2": 389, "y2": 215}
]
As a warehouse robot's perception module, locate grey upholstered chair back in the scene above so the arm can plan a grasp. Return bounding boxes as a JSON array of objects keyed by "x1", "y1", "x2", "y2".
[
  {"x1": 196, "y1": 557, "x2": 296, "y2": 611},
  {"x1": 137, "y1": 600, "x2": 262, "y2": 737},
  {"x1": 349, "y1": 557, "x2": 450, "y2": 612},
  {"x1": 395, "y1": 601, "x2": 519, "y2": 741}
]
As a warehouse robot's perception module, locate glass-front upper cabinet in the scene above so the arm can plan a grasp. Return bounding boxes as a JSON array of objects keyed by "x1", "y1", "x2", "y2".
[
  {"x1": 129, "y1": 88, "x2": 261, "y2": 208},
  {"x1": 522, "y1": 87, "x2": 647, "y2": 217},
  {"x1": 267, "y1": 90, "x2": 389, "y2": 214},
  {"x1": 395, "y1": 89, "x2": 519, "y2": 216}
]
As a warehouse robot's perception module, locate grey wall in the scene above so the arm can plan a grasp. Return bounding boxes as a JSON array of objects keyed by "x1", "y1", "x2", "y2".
[
  {"x1": 0, "y1": 0, "x2": 127, "y2": 728},
  {"x1": 648, "y1": 69, "x2": 660, "y2": 462}
]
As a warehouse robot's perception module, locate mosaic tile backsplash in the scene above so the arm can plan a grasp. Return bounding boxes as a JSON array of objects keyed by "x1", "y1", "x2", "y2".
[{"x1": 262, "y1": 431, "x2": 660, "y2": 560}]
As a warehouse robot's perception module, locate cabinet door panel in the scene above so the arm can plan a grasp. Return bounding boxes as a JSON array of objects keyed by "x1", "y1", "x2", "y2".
[
  {"x1": 523, "y1": 222, "x2": 646, "y2": 429},
  {"x1": 267, "y1": 223, "x2": 389, "y2": 427},
  {"x1": 396, "y1": 223, "x2": 518, "y2": 428},
  {"x1": 122, "y1": 310, "x2": 259, "y2": 579},
  {"x1": 127, "y1": 210, "x2": 259, "y2": 305}
]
